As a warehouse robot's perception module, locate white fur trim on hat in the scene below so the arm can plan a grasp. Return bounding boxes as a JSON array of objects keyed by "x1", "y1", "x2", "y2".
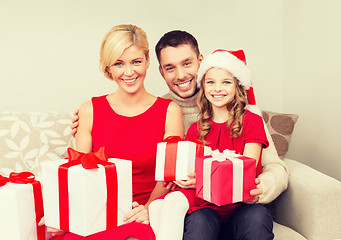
[{"x1": 197, "y1": 51, "x2": 252, "y2": 90}]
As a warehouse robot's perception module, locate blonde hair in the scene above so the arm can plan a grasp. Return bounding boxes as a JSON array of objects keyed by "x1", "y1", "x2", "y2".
[
  {"x1": 197, "y1": 70, "x2": 247, "y2": 143},
  {"x1": 99, "y1": 24, "x2": 149, "y2": 80}
]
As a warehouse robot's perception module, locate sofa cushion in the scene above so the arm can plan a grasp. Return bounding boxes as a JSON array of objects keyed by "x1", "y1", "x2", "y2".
[
  {"x1": 262, "y1": 111, "x2": 298, "y2": 159},
  {"x1": 0, "y1": 111, "x2": 75, "y2": 176},
  {"x1": 273, "y1": 222, "x2": 307, "y2": 240}
]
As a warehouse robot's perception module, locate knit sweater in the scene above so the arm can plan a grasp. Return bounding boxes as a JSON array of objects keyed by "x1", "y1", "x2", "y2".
[
  {"x1": 162, "y1": 90, "x2": 288, "y2": 204},
  {"x1": 162, "y1": 91, "x2": 200, "y2": 135}
]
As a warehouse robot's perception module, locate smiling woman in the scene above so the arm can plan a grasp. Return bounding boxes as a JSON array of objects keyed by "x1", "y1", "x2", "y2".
[{"x1": 41, "y1": 24, "x2": 184, "y2": 240}]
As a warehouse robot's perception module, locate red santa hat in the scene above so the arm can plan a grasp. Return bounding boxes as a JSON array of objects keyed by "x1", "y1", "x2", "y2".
[{"x1": 197, "y1": 49, "x2": 261, "y2": 116}]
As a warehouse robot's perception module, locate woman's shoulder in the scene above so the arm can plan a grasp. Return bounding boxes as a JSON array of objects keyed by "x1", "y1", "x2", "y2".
[{"x1": 79, "y1": 99, "x2": 94, "y2": 118}]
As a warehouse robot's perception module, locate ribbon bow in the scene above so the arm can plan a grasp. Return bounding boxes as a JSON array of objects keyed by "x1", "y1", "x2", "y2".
[
  {"x1": 163, "y1": 136, "x2": 205, "y2": 145},
  {"x1": 0, "y1": 171, "x2": 36, "y2": 187},
  {"x1": 211, "y1": 149, "x2": 239, "y2": 161},
  {"x1": 162, "y1": 135, "x2": 184, "y2": 143},
  {"x1": 67, "y1": 147, "x2": 108, "y2": 169}
]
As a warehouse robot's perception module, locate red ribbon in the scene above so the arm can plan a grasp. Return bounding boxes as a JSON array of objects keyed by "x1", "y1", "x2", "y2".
[
  {"x1": 58, "y1": 147, "x2": 118, "y2": 232},
  {"x1": 162, "y1": 135, "x2": 184, "y2": 143},
  {"x1": 0, "y1": 172, "x2": 45, "y2": 240},
  {"x1": 162, "y1": 136, "x2": 204, "y2": 181}
]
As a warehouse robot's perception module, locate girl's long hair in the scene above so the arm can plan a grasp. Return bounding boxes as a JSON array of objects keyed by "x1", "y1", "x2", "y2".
[{"x1": 197, "y1": 71, "x2": 247, "y2": 143}]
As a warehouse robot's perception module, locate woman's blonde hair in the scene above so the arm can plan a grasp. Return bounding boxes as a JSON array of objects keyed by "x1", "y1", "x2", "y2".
[
  {"x1": 99, "y1": 24, "x2": 149, "y2": 80},
  {"x1": 197, "y1": 69, "x2": 247, "y2": 143}
]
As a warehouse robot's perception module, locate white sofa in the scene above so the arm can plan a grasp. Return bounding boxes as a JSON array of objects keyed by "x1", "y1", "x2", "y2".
[{"x1": 0, "y1": 111, "x2": 340, "y2": 240}]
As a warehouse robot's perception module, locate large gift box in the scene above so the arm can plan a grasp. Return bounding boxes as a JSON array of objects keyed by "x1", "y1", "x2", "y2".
[
  {"x1": 196, "y1": 149, "x2": 256, "y2": 206},
  {"x1": 0, "y1": 172, "x2": 45, "y2": 240},
  {"x1": 41, "y1": 147, "x2": 132, "y2": 237},
  {"x1": 155, "y1": 136, "x2": 211, "y2": 181}
]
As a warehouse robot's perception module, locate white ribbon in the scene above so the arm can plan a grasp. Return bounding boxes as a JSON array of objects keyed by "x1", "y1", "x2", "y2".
[{"x1": 202, "y1": 149, "x2": 244, "y2": 203}]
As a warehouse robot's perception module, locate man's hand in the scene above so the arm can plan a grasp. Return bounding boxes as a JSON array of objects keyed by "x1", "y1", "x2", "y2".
[
  {"x1": 173, "y1": 172, "x2": 196, "y2": 189},
  {"x1": 124, "y1": 202, "x2": 149, "y2": 224},
  {"x1": 70, "y1": 109, "x2": 79, "y2": 138},
  {"x1": 243, "y1": 178, "x2": 263, "y2": 204}
]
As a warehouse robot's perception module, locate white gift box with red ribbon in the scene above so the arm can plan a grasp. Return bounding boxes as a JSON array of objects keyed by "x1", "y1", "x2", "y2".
[
  {"x1": 155, "y1": 136, "x2": 211, "y2": 181},
  {"x1": 196, "y1": 149, "x2": 256, "y2": 206},
  {"x1": 0, "y1": 172, "x2": 45, "y2": 240},
  {"x1": 41, "y1": 149, "x2": 132, "y2": 237}
]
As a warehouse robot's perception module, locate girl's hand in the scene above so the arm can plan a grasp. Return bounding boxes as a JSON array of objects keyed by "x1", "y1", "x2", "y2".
[
  {"x1": 243, "y1": 178, "x2": 263, "y2": 204},
  {"x1": 38, "y1": 217, "x2": 66, "y2": 237},
  {"x1": 173, "y1": 172, "x2": 196, "y2": 189},
  {"x1": 124, "y1": 202, "x2": 149, "y2": 224}
]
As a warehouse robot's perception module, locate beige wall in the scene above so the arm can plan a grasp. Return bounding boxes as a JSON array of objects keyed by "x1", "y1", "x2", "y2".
[
  {"x1": 0, "y1": 0, "x2": 283, "y2": 112},
  {"x1": 283, "y1": 0, "x2": 341, "y2": 181},
  {"x1": 1, "y1": 1, "x2": 340, "y2": 180}
]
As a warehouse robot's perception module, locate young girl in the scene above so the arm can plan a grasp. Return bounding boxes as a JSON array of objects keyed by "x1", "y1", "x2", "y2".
[{"x1": 149, "y1": 49, "x2": 269, "y2": 240}]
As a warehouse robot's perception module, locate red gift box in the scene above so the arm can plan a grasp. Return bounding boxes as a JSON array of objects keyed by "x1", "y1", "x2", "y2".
[{"x1": 196, "y1": 149, "x2": 256, "y2": 206}]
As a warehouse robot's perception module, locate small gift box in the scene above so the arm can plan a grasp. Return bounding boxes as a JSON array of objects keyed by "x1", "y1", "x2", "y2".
[
  {"x1": 0, "y1": 172, "x2": 45, "y2": 240},
  {"x1": 196, "y1": 149, "x2": 256, "y2": 206},
  {"x1": 155, "y1": 136, "x2": 211, "y2": 181},
  {"x1": 41, "y1": 147, "x2": 132, "y2": 237}
]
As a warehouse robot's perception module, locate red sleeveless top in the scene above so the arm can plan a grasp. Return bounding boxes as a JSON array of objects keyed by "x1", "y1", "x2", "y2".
[{"x1": 91, "y1": 95, "x2": 171, "y2": 205}]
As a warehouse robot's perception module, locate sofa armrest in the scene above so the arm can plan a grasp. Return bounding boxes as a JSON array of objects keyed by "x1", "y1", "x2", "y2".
[{"x1": 275, "y1": 159, "x2": 341, "y2": 240}]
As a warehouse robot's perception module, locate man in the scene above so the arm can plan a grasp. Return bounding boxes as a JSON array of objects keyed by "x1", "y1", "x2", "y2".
[{"x1": 154, "y1": 30, "x2": 288, "y2": 240}]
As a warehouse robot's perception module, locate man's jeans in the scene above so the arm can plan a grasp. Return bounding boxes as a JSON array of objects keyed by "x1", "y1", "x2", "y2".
[{"x1": 183, "y1": 204, "x2": 274, "y2": 240}]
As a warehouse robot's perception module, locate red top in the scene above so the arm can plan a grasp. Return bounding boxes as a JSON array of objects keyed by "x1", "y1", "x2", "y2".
[
  {"x1": 181, "y1": 110, "x2": 269, "y2": 222},
  {"x1": 186, "y1": 110, "x2": 269, "y2": 176},
  {"x1": 91, "y1": 95, "x2": 171, "y2": 205}
]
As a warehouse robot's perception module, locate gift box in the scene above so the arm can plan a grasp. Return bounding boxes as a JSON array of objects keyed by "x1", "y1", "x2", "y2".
[
  {"x1": 41, "y1": 147, "x2": 132, "y2": 237},
  {"x1": 0, "y1": 172, "x2": 45, "y2": 240},
  {"x1": 155, "y1": 136, "x2": 211, "y2": 181},
  {"x1": 196, "y1": 149, "x2": 256, "y2": 206}
]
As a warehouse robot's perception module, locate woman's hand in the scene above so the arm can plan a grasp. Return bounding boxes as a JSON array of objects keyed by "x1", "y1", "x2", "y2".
[
  {"x1": 173, "y1": 172, "x2": 196, "y2": 189},
  {"x1": 124, "y1": 202, "x2": 149, "y2": 224},
  {"x1": 38, "y1": 217, "x2": 66, "y2": 237},
  {"x1": 243, "y1": 178, "x2": 263, "y2": 204},
  {"x1": 162, "y1": 181, "x2": 178, "y2": 191}
]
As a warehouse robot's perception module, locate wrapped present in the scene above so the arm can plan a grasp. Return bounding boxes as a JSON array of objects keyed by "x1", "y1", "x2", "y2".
[
  {"x1": 196, "y1": 149, "x2": 256, "y2": 206},
  {"x1": 41, "y1": 147, "x2": 132, "y2": 237},
  {"x1": 0, "y1": 172, "x2": 45, "y2": 240},
  {"x1": 155, "y1": 136, "x2": 211, "y2": 181}
]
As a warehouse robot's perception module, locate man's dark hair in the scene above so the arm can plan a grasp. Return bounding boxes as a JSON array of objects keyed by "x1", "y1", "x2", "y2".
[{"x1": 155, "y1": 30, "x2": 200, "y2": 64}]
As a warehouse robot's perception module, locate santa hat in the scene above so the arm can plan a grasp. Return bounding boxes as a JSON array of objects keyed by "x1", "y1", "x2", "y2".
[{"x1": 197, "y1": 49, "x2": 261, "y2": 116}]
